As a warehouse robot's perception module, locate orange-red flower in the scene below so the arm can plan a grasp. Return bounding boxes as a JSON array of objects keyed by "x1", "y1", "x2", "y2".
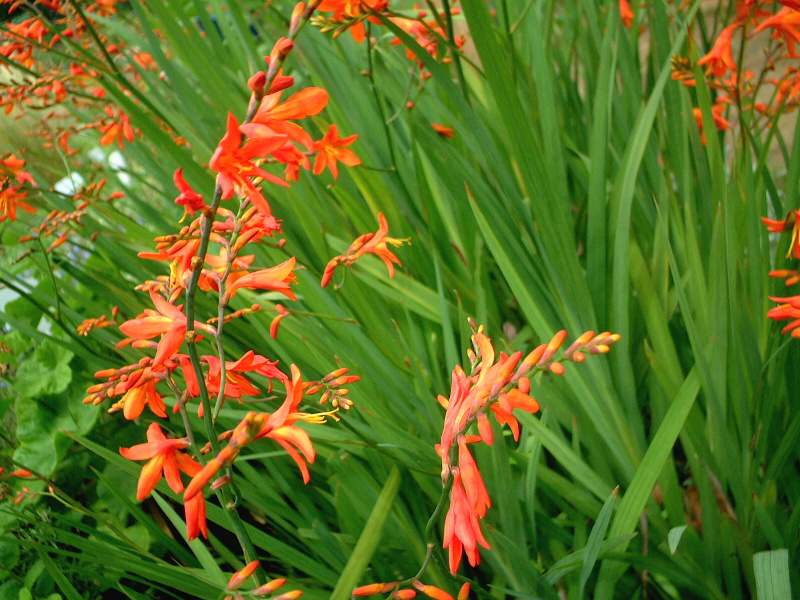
[
  {"x1": 316, "y1": 0, "x2": 389, "y2": 43},
  {"x1": 97, "y1": 107, "x2": 135, "y2": 148},
  {"x1": 270, "y1": 303, "x2": 291, "y2": 339},
  {"x1": 243, "y1": 87, "x2": 329, "y2": 150},
  {"x1": 756, "y1": 7, "x2": 800, "y2": 57},
  {"x1": 225, "y1": 256, "x2": 297, "y2": 300},
  {"x1": 619, "y1": 0, "x2": 634, "y2": 28},
  {"x1": 226, "y1": 560, "x2": 260, "y2": 592},
  {"x1": 178, "y1": 351, "x2": 286, "y2": 416},
  {"x1": 210, "y1": 112, "x2": 289, "y2": 215},
  {"x1": 693, "y1": 102, "x2": 731, "y2": 145},
  {"x1": 184, "y1": 365, "x2": 316, "y2": 502},
  {"x1": 312, "y1": 124, "x2": 360, "y2": 179},
  {"x1": 0, "y1": 153, "x2": 36, "y2": 222},
  {"x1": 698, "y1": 25, "x2": 737, "y2": 77},
  {"x1": 252, "y1": 364, "x2": 316, "y2": 482},
  {"x1": 767, "y1": 294, "x2": 800, "y2": 337},
  {"x1": 118, "y1": 369, "x2": 167, "y2": 420},
  {"x1": 413, "y1": 581, "x2": 452, "y2": 600},
  {"x1": 120, "y1": 421, "x2": 207, "y2": 539},
  {"x1": 431, "y1": 123, "x2": 454, "y2": 138},
  {"x1": 119, "y1": 290, "x2": 215, "y2": 368},
  {"x1": 0, "y1": 185, "x2": 36, "y2": 223},
  {"x1": 173, "y1": 167, "x2": 206, "y2": 216},
  {"x1": 184, "y1": 492, "x2": 208, "y2": 540},
  {"x1": 443, "y1": 472, "x2": 490, "y2": 573},
  {"x1": 763, "y1": 209, "x2": 800, "y2": 258},
  {"x1": 353, "y1": 583, "x2": 398, "y2": 596},
  {"x1": 119, "y1": 422, "x2": 199, "y2": 500},
  {"x1": 321, "y1": 213, "x2": 407, "y2": 286}
]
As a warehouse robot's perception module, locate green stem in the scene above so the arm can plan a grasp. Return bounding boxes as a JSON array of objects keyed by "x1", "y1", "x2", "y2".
[
  {"x1": 365, "y1": 24, "x2": 398, "y2": 171},
  {"x1": 35, "y1": 234, "x2": 62, "y2": 321},
  {"x1": 439, "y1": 0, "x2": 469, "y2": 102}
]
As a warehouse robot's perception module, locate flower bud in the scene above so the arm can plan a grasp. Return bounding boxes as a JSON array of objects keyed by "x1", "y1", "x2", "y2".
[{"x1": 353, "y1": 583, "x2": 397, "y2": 596}]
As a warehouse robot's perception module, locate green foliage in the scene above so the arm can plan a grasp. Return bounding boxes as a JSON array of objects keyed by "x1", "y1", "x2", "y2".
[{"x1": 1, "y1": 0, "x2": 798, "y2": 598}]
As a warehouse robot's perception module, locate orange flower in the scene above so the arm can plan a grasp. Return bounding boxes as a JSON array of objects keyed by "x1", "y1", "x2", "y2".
[
  {"x1": 321, "y1": 213, "x2": 407, "y2": 286},
  {"x1": 692, "y1": 102, "x2": 730, "y2": 145},
  {"x1": 184, "y1": 365, "x2": 316, "y2": 501},
  {"x1": 443, "y1": 472, "x2": 490, "y2": 573},
  {"x1": 184, "y1": 492, "x2": 207, "y2": 540},
  {"x1": 312, "y1": 124, "x2": 360, "y2": 179},
  {"x1": 619, "y1": 0, "x2": 634, "y2": 28},
  {"x1": 270, "y1": 303, "x2": 291, "y2": 339},
  {"x1": 0, "y1": 153, "x2": 36, "y2": 222},
  {"x1": 434, "y1": 326, "x2": 603, "y2": 574},
  {"x1": 119, "y1": 422, "x2": 199, "y2": 500},
  {"x1": 225, "y1": 256, "x2": 297, "y2": 300},
  {"x1": 97, "y1": 107, "x2": 135, "y2": 148},
  {"x1": 457, "y1": 441, "x2": 490, "y2": 518},
  {"x1": 119, "y1": 290, "x2": 215, "y2": 368},
  {"x1": 756, "y1": 7, "x2": 800, "y2": 57},
  {"x1": 0, "y1": 185, "x2": 36, "y2": 223},
  {"x1": 316, "y1": 0, "x2": 389, "y2": 42},
  {"x1": 767, "y1": 294, "x2": 800, "y2": 337},
  {"x1": 243, "y1": 87, "x2": 329, "y2": 150},
  {"x1": 173, "y1": 167, "x2": 206, "y2": 216},
  {"x1": 118, "y1": 370, "x2": 167, "y2": 420},
  {"x1": 431, "y1": 123, "x2": 454, "y2": 138},
  {"x1": 763, "y1": 209, "x2": 800, "y2": 258},
  {"x1": 253, "y1": 364, "x2": 316, "y2": 482},
  {"x1": 210, "y1": 112, "x2": 289, "y2": 215},
  {"x1": 698, "y1": 25, "x2": 737, "y2": 77},
  {"x1": 178, "y1": 350, "x2": 286, "y2": 416}
]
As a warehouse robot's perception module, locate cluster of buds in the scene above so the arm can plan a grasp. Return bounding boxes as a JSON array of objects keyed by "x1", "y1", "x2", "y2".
[
  {"x1": 14, "y1": 178, "x2": 125, "y2": 253},
  {"x1": 208, "y1": 303, "x2": 268, "y2": 326},
  {"x1": 353, "y1": 580, "x2": 470, "y2": 600},
  {"x1": 561, "y1": 330, "x2": 622, "y2": 363},
  {"x1": 76, "y1": 307, "x2": 118, "y2": 336},
  {"x1": 436, "y1": 322, "x2": 620, "y2": 573},
  {"x1": 224, "y1": 561, "x2": 301, "y2": 600},
  {"x1": 303, "y1": 367, "x2": 360, "y2": 410},
  {"x1": 670, "y1": 0, "x2": 800, "y2": 144},
  {"x1": 0, "y1": 466, "x2": 38, "y2": 505},
  {"x1": 311, "y1": 0, "x2": 466, "y2": 83},
  {"x1": 388, "y1": 9, "x2": 466, "y2": 77},
  {"x1": 84, "y1": 356, "x2": 171, "y2": 419}
]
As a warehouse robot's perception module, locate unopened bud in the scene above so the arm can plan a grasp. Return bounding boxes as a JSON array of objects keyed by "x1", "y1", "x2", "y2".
[
  {"x1": 248, "y1": 71, "x2": 266, "y2": 95},
  {"x1": 353, "y1": 583, "x2": 397, "y2": 596},
  {"x1": 252, "y1": 578, "x2": 286, "y2": 596},
  {"x1": 272, "y1": 591, "x2": 302, "y2": 600},
  {"x1": 323, "y1": 367, "x2": 349, "y2": 381},
  {"x1": 226, "y1": 560, "x2": 260, "y2": 591},
  {"x1": 289, "y1": 2, "x2": 306, "y2": 36},
  {"x1": 457, "y1": 584, "x2": 470, "y2": 600},
  {"x1": 270, "y1": 37, "x2": 294, "y2": 63},
  {"x1": 211, "y1": 475, "x2": 231, "y2": 490}
]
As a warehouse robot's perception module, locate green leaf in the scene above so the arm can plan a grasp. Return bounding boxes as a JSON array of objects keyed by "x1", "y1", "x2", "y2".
[
  {"x1": 36, "y1": 550, "x2": 82, "y2": 600},
  {"x1": 580, "y1": 487, "x2": 618, "y2": 598},
  {"x1": 594, "y1": 367, "x2": 701, "y2": 598},
  {"x1": 668, "y1": 525, "x2": 687, "y2": 555},
  {"x1": 329, "y1": 466, "x2": 402, "y2": 600},
  {"x1": 14, "y1": 340, "x2": 73, "y2": 397},
  {"x1": 753, "y1": 550, "x2": 791, "y2": 600}
]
